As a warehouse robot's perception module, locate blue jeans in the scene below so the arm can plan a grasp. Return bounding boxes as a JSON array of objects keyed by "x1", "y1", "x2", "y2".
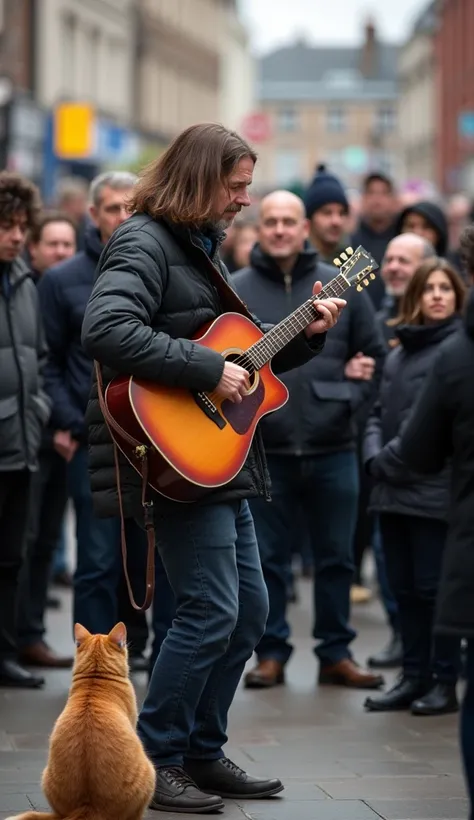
[
  {"x1": 137, "y1": 500, "x2": 268, "y2": 767},
  {"x1": 52, "y1": 520, "x2": 69, "y2": 576},
  {"x1": 250, "y1": 452, "x2": 358, "y2": 667},
  {"x1": 69, "y1": 447, "x2": 174, "y2": 650},
  {"x1": 461, "y1": 640, "x2": 474, "y2": 819},
  {"x1": 379, "y1": 513, "x2": 460, "y2": 684}
]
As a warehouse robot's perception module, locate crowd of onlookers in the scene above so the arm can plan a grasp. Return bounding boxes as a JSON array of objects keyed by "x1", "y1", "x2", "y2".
[{"x1": 1, "y1": 161, "x2": 473, "y2": 730}]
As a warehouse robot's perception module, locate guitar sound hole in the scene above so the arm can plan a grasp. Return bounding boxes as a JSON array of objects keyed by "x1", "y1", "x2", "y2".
[{"x1": 224, "y1": 352, "x2": 257, "y2": 388}]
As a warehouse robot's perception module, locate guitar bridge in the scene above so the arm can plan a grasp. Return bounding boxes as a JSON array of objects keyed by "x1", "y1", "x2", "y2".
[{"x1": 193, "y1": 392, "x2": 227, "y2": 429}]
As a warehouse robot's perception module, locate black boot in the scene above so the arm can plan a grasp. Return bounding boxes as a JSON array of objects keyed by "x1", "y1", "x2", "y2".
[
  {"x1": 150, "y1": 766, "x2": 224, "y2": 813},
  {"x1": 364, "y1": 678, "x2": 426, "y2": 712},
  {"x1": 411, "y1": 683, "x2": 459, "y2": 716},
  {"x1": 184, "y1": 757, "x2": 284, "y2": 799},
  {"x1": 0, "y1": 659, "x2": 44, "y2": 689},
  {"x1": 367, "y1": 632, "x2": 403, "y2": 669}
]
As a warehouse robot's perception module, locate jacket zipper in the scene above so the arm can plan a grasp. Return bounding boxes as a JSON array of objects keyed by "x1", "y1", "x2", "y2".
[
  {"x1": 4, "y1": 281, "x2": 29, "y2": 466},
  {"x1": 284, "y1": 272, "x2": 303, "y2": 457}
]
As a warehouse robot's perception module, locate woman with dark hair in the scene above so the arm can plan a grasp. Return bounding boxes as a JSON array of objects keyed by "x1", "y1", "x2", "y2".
[
  {"x1": 399, "y1": 225, "x2": 474, "y2": 817},
  {"x1": 363, "y1": 257, "x2": 466, "y2": 715}
]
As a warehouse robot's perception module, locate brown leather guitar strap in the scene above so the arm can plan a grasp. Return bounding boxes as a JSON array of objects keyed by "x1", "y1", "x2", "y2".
[{"x1": 94, "y1": 361, "x2": 155, "y2": 612}]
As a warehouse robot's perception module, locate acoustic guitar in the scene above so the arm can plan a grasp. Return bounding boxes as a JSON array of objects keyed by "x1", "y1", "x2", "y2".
[{"x1": 103, "y1": 245, "x2": 378, "y2": 503}]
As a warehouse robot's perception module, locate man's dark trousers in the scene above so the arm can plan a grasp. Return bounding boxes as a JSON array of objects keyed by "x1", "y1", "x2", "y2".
[
  {"x1": 250, "y1": 452, "x2": 358, "y2": 667},
  {"x1": 0, "y1": 470, "x2": 32, "y2": 660},
  {"x1": 17, "y1": 450, "x2": 68, "y2": 649}
]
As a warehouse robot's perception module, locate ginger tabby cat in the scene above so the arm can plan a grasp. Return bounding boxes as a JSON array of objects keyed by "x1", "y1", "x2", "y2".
[{"x1": 7, "y1": 622, "x2": 156, "y2": 820}]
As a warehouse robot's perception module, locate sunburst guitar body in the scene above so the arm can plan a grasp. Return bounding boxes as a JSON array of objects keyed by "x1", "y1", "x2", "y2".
[{"x1": 104, "y1": 245, "x2": 378, "y2": 502}]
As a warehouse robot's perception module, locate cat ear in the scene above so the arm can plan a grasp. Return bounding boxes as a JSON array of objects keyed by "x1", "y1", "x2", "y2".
[
  {"x1": 108, "y1": 622, "x2": 127, "y2": 649},
  {"x1": 74, "y1": 623, "x2": 91, "y2": 646}
]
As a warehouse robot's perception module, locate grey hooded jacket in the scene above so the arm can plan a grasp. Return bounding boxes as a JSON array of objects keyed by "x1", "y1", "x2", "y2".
[{"x1": 0, "y1": 257, "x2": 51, "y2": 471}]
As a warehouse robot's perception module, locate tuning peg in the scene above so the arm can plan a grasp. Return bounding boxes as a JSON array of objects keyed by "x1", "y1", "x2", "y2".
[
  {"x1": 333, "y1": 258, "x2": 341, "y2": 267},
  {"x1": 363, "y1": 278, "x2": 369, "y2": 286},
  {"x1": 345, "y1": 246, "x2": 353, "y2": 255},
  {"x1": 356, "y1": 284, "x2": 362, "y2": 292},
  {"x1": 340, "y1": 252, "x2": 348, "y2": 262},
  {"x1": 370, "y1": 273, "x2": 376, "y2": 279}
]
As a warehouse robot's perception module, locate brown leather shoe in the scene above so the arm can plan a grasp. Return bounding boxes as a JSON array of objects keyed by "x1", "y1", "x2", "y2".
[
  {"x1": 244, "y1": 659, "x2": 285, "y2": 689},
  {"x1": 19, "y1": 641, "x2": 73, "y2": 669},
  {"x1": 319, "y1": 658, "x2": 384, "y2": 689}
]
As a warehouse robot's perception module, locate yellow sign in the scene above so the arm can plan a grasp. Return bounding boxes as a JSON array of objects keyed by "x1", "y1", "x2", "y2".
[{"x1": 54, "y1": 102, "x2": 95, "y2": 159}]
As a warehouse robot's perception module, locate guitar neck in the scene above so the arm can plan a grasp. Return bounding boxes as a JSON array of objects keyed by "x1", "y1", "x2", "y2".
[{"x1": 246, "y1": 272, "x2": 349, "y2": 370}]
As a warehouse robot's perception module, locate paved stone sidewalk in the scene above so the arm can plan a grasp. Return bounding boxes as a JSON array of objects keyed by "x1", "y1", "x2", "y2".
[{"x1": 0, "y1": 580, "x2": 468, "y2": 820}]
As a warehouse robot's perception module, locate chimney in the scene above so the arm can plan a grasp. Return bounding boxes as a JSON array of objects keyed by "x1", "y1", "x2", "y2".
[{"x1": 360, "y1": 18, "x2": 377, "y2": 78}]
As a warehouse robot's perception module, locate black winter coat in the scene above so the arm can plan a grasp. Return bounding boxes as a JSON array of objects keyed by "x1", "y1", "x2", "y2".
[
  {"x1": 81, "y1": 214, "x2": 324, "y2": 518},
  {"x1": 233, "y1": 244, "x2": 386, "y2": 456},
  {"x1": 364, "y1": 316, "x2": 461, "y2": 519},
  {"x1": 37, "y1": 225, "x2": 103, "y2": 441},
  {"x1": 400, "y1": 289, "x2": 474, "y2": 638},
  {"x1": 0, "y1": 259, "x2": 51, "y2": 471}
]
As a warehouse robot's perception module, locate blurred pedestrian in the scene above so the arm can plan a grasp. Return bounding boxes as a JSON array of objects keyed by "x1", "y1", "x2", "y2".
[
  {"x1": 364, "y1": 258, "x2": 466, "y2": 715},
  {"x1": 399, "y1": 225, "x2": 474, "y2": 812},
  {"x1": 0, "y1": 172, "x2": 50, "y2": 689},
  {"x1": 55, "y1": 176, "x2": 90, "y2": 251},
  {"x1": 395, "y1": 201, "x2": 448, "y2": 257},
  {"x1": 377, "y1": 233, "x2": 436, "y2": 346},
  {"x1": 352, "y1": 172, "x2": 398, "y2": 310},
  {"x1": 303, "y1": 164, "x2": 350, "y2": 264},
  {"x1": 15, "y1": 213, "x2": 77, "y2": 669}
]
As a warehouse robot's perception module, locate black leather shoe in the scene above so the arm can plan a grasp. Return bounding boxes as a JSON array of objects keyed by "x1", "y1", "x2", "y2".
[
  {"x1": 367, "y1": 632, "x2": 403, "y2": 669},
  {"x1": 0, "y1": 659, "x2": 44, "y2": 688},
  {"x1": 184, "y1": 757, "x2": 284, "y2": 799},
  {"x1": 129, "y1": 653, "x2": 150, "y2": 673},
  {"x1": 150, "y1": 766, "x2": 224, "y2": 813},
  {"x1": 411, "y1": 683, "x2": 459, "y2": 716},
  {"x1": 365, "y1": 678, "x2": 425, "y2": 712}
]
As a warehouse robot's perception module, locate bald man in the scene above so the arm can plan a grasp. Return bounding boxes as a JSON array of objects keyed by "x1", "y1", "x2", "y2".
[
  {"x1": 377, "y1": 233, "x2": 436, "y2": 347},
  {"x1": 233, "y1": 190, "x2": 387, "y2": 690}
]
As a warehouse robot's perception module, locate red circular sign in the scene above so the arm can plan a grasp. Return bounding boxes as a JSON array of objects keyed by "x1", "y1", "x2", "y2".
[{"x1": 241, "y1": 112, "x2": 272, "y2": 144}]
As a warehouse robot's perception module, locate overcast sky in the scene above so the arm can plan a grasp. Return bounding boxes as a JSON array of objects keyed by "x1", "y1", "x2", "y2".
[{"x1": 238, "y1": 0, "x2": 429, "y2": 52}]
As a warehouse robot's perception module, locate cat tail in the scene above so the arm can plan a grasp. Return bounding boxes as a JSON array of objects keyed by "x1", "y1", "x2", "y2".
[
  {"x1": 5, "y1": 812, "x2": 101, "y2": 820},
  {"x1": 4, "y1": 813, "x2": 59, "y2": 820}
]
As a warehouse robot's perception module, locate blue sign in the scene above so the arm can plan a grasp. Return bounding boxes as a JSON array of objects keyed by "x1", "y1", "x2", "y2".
[{"x1": 458, "y1": 112, "x2": 474, "y2": 139}]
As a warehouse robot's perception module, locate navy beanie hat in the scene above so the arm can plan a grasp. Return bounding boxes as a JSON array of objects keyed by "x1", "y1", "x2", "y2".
[{"x1": 303, "y1": 164, "x2": 349, "y2": 219}]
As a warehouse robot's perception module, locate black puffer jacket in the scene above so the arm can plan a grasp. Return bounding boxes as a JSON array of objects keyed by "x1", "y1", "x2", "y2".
[
  {"x1": 81, "y1": 214, "x2": 324, "y2": 517},
  {"x1": 364, "y1": 316, "x2": 461, "y2": 519},
  {"x1": 0, "y1": 258, "x2": 51, "y2": 471},
  {"x1": 233, "y1": 244, "x2": 386, "y2": 455},
  {"x1": 400, "y1": 288, "x2": 474, "y2": 637}
]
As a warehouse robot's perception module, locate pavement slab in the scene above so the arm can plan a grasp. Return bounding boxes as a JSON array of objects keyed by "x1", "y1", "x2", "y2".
[{"x1": 0, "y1": 576, "x2": 468, "y2": 819}]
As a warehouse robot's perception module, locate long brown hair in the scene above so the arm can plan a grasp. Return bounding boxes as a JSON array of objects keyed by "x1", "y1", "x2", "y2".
[
  {"x1": 128, "y1": 123, "x2": 257, "y2": 224},
  {"x1": 391, "y1": 257, "x2": 466, "y2": 327}
]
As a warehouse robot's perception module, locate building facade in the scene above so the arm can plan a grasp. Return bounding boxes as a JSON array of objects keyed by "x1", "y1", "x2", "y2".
[
  {"x1": 398, "y1": 2, "x2": 438, "y2": 187},
  {"x1": 219, "y1": 0, "x2": 255, "y2": 132},
  {"x1": 255, "y1": 22, "x2": 400, "y2": 191},
  {"x1": 436, "y1": 0, "x2": 474, "y2": 194},
  {"x1": 35, "y1": 0, "x2": 135, "y2": 125},
  {"x1": 135, "y1": 0, "x2": 222, "y2": 145}
]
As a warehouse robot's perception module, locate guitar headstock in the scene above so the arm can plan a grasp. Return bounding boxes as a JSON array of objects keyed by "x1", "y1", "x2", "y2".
[{"x1": 333, "y1": 246, "x2": 379, "y2": 292}]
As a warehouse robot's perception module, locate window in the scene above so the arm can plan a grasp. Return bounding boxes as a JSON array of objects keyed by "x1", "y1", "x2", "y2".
[
  {"x1": 327, "y1": 107, "x2": 346, "y2": 134},
  {"x1": 274, "y1": 150, "x2": 301, "y2": 185},
  {"x1": 277, "y1": 107, "x2": 298, "y2": 132},
  {"x1": 376, "y1": 106, "x2": 396, "y2": 133}
]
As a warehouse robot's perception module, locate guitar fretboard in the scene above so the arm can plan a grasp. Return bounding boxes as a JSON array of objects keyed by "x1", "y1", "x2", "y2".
[{"x1": 244, "y1": 272, "x2": 348, "y2": 371}]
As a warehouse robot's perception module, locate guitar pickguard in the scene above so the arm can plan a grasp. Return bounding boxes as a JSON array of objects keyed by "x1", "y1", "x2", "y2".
[{"x1": 221, "y1": 378, "x2": 265, "y2": 435}]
